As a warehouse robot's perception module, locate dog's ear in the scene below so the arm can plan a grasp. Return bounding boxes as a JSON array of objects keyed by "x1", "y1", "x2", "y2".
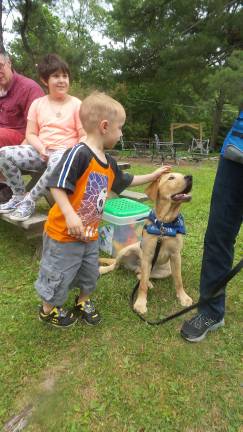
[{"x1": 145, "y1": 177, "x2": 160, "y2": 201}]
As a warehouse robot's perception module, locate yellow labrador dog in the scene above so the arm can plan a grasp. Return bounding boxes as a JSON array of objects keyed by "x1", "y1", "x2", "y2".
[{"x1": 99, "y1": 172, "x2": 193, "y2": 314}]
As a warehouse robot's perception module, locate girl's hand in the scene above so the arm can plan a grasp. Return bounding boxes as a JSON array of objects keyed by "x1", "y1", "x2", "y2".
[{"x1": 39, "y1": 147, "x2": 49, "y2": 161}]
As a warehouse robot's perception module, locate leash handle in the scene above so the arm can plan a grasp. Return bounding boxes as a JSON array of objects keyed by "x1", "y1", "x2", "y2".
[{"x1": 131, "y1": 259, "x2": 243, "y2": 326}]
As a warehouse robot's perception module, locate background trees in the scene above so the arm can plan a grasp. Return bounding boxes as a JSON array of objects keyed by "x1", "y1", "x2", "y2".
[
  {"x1": 1, "y1": 0, "x2": 242, "y2": 147},
  {"x1": 105, "y1": 0, "x2": 243, "y2": 145}
]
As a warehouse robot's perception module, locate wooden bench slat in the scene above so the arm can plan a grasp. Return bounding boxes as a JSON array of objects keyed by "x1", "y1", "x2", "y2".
[
  {"x1": 1, "y1": 212, "x2": 47, "y2": 229},
  {"x1": 119, "y1": 189, "x2": 148, "y2": 202},
  {"x1": 117, "y1": 162, "x2": 131, "y2": 170}
]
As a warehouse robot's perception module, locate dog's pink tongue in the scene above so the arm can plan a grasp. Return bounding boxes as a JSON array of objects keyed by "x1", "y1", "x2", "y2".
[
  {"x1": 173, "y1": 193, "x2": 184, "y2": 200},
  {"x1": 173, "y1": 193, "x2": 192, "y2": 201}
]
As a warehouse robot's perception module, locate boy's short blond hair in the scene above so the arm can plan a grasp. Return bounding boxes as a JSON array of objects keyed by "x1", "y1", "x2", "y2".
[{"x1": 80, "y1": 91, "x2": 126, "y2": 133}]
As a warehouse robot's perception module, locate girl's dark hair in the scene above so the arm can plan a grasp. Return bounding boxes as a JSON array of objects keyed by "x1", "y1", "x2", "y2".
[{"x1": 37, "y1": 53, "x2": 70, "y2": 81}]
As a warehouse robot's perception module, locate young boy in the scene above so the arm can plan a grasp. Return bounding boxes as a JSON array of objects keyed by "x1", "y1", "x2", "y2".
[{"x1": 35, "y1": 91, "x2": 171, "y2": 328}]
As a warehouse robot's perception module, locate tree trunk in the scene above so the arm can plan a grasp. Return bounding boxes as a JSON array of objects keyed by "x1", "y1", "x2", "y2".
[
  {"x1": 19, "y1": 0, "x2": 35, "y2": 59},
  {"x1": 0, "y1": 0, "x2": 5, "y2": 52},
  {"x1": 210, "y1": 90, "x2": 225, "y2": 150},
  {"x1": 148, "y1": 113, "x2": 155, "y2": 139}
]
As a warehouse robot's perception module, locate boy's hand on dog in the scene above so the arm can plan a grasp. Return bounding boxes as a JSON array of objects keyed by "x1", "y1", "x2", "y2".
[{"x1": 151, "y1": 165, "x2": 171, "y2": 180}]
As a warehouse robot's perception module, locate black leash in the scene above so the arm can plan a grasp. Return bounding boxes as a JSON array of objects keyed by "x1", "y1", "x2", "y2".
[{"x1": 131, "y1": 251, "x2": 243, "y2": 325}]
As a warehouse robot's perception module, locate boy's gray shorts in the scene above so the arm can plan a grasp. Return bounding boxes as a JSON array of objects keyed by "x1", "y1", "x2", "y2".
[{"x1": 35, "y1": 234, "x2": 99, "y2": 306}]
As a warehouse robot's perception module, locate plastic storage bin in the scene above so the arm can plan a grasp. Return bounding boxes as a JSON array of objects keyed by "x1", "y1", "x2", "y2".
[{"x1": 98, "y1": 198, "x2": 150, "y2": 256}]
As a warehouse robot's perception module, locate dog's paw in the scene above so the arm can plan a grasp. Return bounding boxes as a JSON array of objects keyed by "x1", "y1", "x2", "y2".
[
  {"x1": 178, "y1": 292, "x2": 193, "y2": 307},
  {"x1": 133, "y1": 298, "x2": 147, "y2": 315}
]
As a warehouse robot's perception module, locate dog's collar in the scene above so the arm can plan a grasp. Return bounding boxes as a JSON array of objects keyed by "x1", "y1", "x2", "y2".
[{"x1": 144, "y1": 210, "x2": 186, "y2": 237}]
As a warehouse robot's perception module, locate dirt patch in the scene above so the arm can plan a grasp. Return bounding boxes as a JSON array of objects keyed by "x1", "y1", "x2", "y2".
[
  {"x1": 3, "y1": 358, "x2": 71, "y2": 431},
  {"x1": 38, "y1": 358, "x2": 70, "y2": 393}
]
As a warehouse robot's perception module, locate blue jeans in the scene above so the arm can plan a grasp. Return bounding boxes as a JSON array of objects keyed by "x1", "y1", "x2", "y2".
[{"x1": 198, "y1": 156, "x2": 243, "y2": 320}]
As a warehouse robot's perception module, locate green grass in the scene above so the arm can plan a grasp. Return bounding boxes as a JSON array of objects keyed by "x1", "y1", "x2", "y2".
[{"x1": 0, "y1": 161, "x2": 242, "y2": 432}]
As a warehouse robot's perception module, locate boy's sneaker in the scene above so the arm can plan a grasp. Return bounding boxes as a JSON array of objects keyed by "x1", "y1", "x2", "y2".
[
  {"x1": 0, "y1": 195, "x2": 23, "y2": 214},
  {"x1": 39, "y1": 306, "x2": 77, "y2": 328},
  {"x1": 180, "y1": 313, "x2": 225, "y2": 342},
  {"x1": 9, "y1": 197, "x2": 35, "y2": 221},
  {"x1": 74, "y1": 297, "x2": 101, "y2": 325}
]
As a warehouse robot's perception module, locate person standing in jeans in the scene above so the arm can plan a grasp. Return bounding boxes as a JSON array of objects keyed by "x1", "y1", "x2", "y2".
[{"x1": 181, "y1": 115, "x2": 243, "y2": 342}]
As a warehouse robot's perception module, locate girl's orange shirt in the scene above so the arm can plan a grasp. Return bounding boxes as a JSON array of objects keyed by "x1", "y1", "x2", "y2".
[{"x1": 27, "y1": 95, "x2": 85, "y2": 150}]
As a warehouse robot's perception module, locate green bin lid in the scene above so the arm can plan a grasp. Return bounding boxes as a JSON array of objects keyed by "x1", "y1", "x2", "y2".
[{"x1": 104, "y1": 198, "x2": 150, "y2": 217}]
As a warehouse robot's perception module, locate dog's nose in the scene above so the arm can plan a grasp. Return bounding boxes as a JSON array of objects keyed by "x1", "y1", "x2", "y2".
[{"x1": 185, "y1": 175, "x2": 192, "y2": 182}]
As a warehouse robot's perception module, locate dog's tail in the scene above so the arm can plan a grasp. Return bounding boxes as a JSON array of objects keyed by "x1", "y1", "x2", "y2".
[{"x1": 99, "y1": 257, "x2": 117, "y2": 274}]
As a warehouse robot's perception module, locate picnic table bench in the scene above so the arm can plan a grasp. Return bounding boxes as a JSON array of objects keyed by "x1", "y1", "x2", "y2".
[
  {"x1": 188, "y1": 138, "x2": 210, "y2": 161},
  {"x1": 0, "y1": 161, "x2": 148, "y2": 238},
  {"x1": 151, "y1": 134, "x2": 186, "y2": 164},
  {"x1": 1, "y1": 212, "x2": 47, "y2": 238},
  {"x1": 132, "y1": 142, "x2": 151, "y2": 158}
]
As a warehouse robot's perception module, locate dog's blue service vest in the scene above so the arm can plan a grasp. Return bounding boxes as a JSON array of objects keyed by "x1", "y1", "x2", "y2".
[{"x1": 144, "y1": 210, "x2": 186, "y2": 237}]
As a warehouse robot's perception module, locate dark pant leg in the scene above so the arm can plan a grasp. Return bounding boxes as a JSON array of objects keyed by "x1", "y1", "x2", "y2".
[{"x1": 198, "y1": 157, "x2": 243, "y2": 320}]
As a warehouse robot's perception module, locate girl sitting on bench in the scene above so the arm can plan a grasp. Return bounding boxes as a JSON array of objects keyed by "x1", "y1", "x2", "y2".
[{"x1": 0, "y1": 53, "x2": 85, "y2": 220}]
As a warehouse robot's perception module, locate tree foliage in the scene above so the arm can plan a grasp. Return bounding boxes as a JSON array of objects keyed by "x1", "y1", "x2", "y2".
[
  {"x1": 104, "y1": 0, "x2": 243, "y2": 144},
  {"x1": 0, "y1": 0, "x2": 242, "y2": 145}
]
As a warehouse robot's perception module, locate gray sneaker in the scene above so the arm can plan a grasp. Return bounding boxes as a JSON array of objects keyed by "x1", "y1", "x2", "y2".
[
  {"x1": 180, "y1": 313, "x2": 225, "y2": 342},
  {"x1": 0, "y1": 195, "x2": 23, "y2": 214},
  {"x1": 9, "y1": 198, "x2": 35, "y2": 221}
]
